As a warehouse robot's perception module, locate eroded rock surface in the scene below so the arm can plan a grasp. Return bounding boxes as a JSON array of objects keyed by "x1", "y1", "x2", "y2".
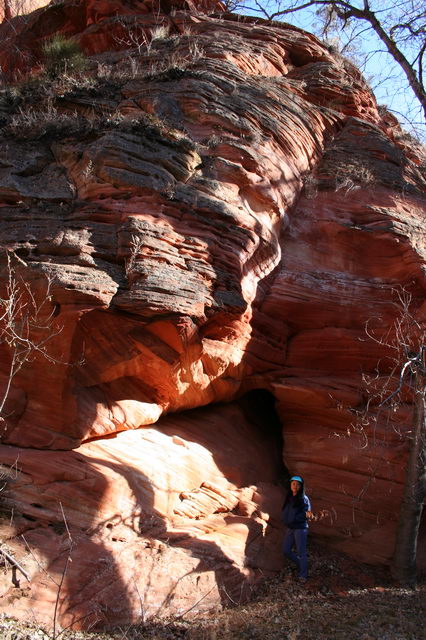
[
  {"x1": 0, "y1": 0, "x2": 425, "y2": 630},
  {"x1": 0, "y1": 402, "x2": 283, "y2": 627}
]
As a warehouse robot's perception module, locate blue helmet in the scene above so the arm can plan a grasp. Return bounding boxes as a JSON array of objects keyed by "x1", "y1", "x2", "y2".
[{"x1": 290, "y1": 475, "x2": 304, "y2": 483}]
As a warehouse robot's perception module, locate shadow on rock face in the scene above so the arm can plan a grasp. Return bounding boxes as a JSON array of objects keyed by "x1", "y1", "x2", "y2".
[{"x1": 0, "y1": 398, "x2": 285, "y2": 630}]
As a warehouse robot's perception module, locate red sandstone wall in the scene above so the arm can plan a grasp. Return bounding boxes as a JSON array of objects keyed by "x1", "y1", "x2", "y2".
[{"x1": 0, "y1": 0, "x2": 425, "y2": 630}]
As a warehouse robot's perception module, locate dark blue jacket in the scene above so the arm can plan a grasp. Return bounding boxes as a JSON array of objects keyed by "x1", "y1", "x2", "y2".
[{"x1": 282, "y1": 494, "x2": 311, "y2": 530}]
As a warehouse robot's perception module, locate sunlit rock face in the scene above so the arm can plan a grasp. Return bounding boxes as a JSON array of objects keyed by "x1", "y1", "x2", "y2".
[
  {"x1": 0, "y1": 0, "x2": 47, "y2": 23},
  {"x1": 0, "y1": 0, "x2": 425, "y2": 630},
  {"x1": 0, "y1": 401, "x2": 284, "y2": 627}
]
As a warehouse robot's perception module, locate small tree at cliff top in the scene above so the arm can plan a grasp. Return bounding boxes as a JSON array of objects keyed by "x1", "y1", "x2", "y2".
[
  {"x1": 0, "y1": 251, "x2": 62, "y2": 436},
  {"x1": 362, "y1": 290, "x2": 426, "y2": 587},
  {"x1": 236, "y1": 0, "x2": 425, "y2": 137}
]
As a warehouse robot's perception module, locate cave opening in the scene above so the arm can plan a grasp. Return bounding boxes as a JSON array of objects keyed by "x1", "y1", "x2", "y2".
[{"x1": 237, "y1": 388, "x2": 289, "y2": 487}]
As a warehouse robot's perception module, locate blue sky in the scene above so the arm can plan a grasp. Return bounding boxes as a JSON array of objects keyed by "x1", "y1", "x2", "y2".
[{"x1": 237, "y1": 1, "x2": 426, "y2": 142}]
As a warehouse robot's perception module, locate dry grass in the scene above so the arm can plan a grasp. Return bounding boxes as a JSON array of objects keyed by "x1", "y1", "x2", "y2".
[{"x1": 1, "y1": 542, "x2": 425, "y2": 640}]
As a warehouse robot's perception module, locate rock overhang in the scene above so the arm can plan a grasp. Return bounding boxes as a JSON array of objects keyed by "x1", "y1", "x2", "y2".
[{"x1": 0, "y1": 0, "x2": 425, "y2": 629}]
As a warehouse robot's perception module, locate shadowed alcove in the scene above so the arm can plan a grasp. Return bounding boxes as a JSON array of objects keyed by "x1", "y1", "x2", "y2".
[{"x1": 236, "y1": 389, "x2": 289, "y2": 487}]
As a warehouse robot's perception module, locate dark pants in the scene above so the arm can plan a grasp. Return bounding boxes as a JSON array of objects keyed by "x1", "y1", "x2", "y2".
[{"x1": 283, "y1": 528, "x2": 308, "y2": 578}]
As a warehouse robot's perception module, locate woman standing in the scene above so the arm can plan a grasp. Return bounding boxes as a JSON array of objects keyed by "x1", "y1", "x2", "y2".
[{"x1": 282, "y1": 475, "x2": 313, "y2": 580}]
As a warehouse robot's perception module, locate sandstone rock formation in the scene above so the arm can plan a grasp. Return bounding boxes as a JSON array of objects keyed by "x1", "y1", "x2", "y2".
[
  {"x1": 0, "y1": 0, "x2": 46, "y2": 23},
  {"x1": 0, "y1": 0, "x2": 425, "y2": 631}
]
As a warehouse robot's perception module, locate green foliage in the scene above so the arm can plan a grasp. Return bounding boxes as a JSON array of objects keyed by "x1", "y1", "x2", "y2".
[{"x1": 42, "y1": 35, "x2": 87, "y2": 77}]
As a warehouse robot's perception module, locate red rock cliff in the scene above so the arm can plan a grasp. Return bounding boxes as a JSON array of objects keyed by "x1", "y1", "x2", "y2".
[{"x1": 0, "y1": 0, "x2": 425, "y2": 630}]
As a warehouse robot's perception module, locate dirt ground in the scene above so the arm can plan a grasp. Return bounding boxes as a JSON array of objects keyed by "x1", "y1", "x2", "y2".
[{"x1": 1, "y1": 541, "x2": 425, "y2": 640}]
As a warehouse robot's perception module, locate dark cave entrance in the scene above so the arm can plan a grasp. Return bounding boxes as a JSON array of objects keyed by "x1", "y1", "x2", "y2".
[{"x1": 237, "y1": 388, "x2": 289, "y2": 486}]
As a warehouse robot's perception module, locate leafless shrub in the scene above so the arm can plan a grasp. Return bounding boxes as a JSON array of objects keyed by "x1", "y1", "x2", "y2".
[
  {"x1": 1, "y1": 100, "x2": 92, "y2": 140},
  {"x1": 113, "y1": 18, "x2": 170, "y2": 56},
  {"x1": 147, "y1": 42, "x2": 205, "y2": 77},
  {"x1": 125, "y1": 235, "x2": 144, "y2": 282},
  {"x1": 345, "y1": 287, "x2": 426, "y2": 585},
  {"x1": 121, "y1": 56, "x2": 143, "y2": 79},
  {"x1": 111, "y1": 111, "x2": 196, "y2": 152},
  {"x1": 334, "y1": 161, "x2": 375, "y2": 194},
  {"x1": 0, "y1": 460, "x2": 30, "y2": 585},
  {"x1": 0, "y1": 252, "x2": 63, "y2": 434},
  {"x1": 96, "y1": 28, "x2": 204, "y2": 82},
  {"x1": 19, "y1": 503, "x2": 77, "y2": 638},
  {"x1": 53, "y1": 71, "x2": 98, "y2": 93},
  {"x1": 114, "y1": 20, "x2": 152, "y2": 56},
  {"x1": 335, "y1": 176, "x2": 360, "y2": 194}
]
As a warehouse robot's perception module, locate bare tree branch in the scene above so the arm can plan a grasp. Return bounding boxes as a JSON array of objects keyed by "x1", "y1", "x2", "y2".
[
  {"x1": 0, "y1": 251, "x2": 65, "y2": 434},
  {"x1": 236, "y1": 0, "x2": 426, "y2": 132}
]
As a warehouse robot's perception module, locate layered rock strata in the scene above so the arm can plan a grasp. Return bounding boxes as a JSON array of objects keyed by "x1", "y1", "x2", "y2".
[{"x1": 0, "y1": 0, "x2": 425, "y2": 630}]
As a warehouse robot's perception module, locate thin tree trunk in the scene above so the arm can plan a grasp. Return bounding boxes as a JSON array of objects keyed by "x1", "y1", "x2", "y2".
[
  {"x1": 3, "y1": 0, "x2": 12, "y2": 22},
  {"x1": 365, "y1": 10, "x2": 426, "y2": 123},
  {"x1": 391, "y1": 361, "x2": 426, "y2": 587},
  {"x1": 268, "y1": 0, "x2": 426, "y2": 123},
  {"x1": 335, "y1": 2, "x2": 426, "y2": 122},
  {"x1": 0, "y1": 354, "x2": 18, "y2": 417}
]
